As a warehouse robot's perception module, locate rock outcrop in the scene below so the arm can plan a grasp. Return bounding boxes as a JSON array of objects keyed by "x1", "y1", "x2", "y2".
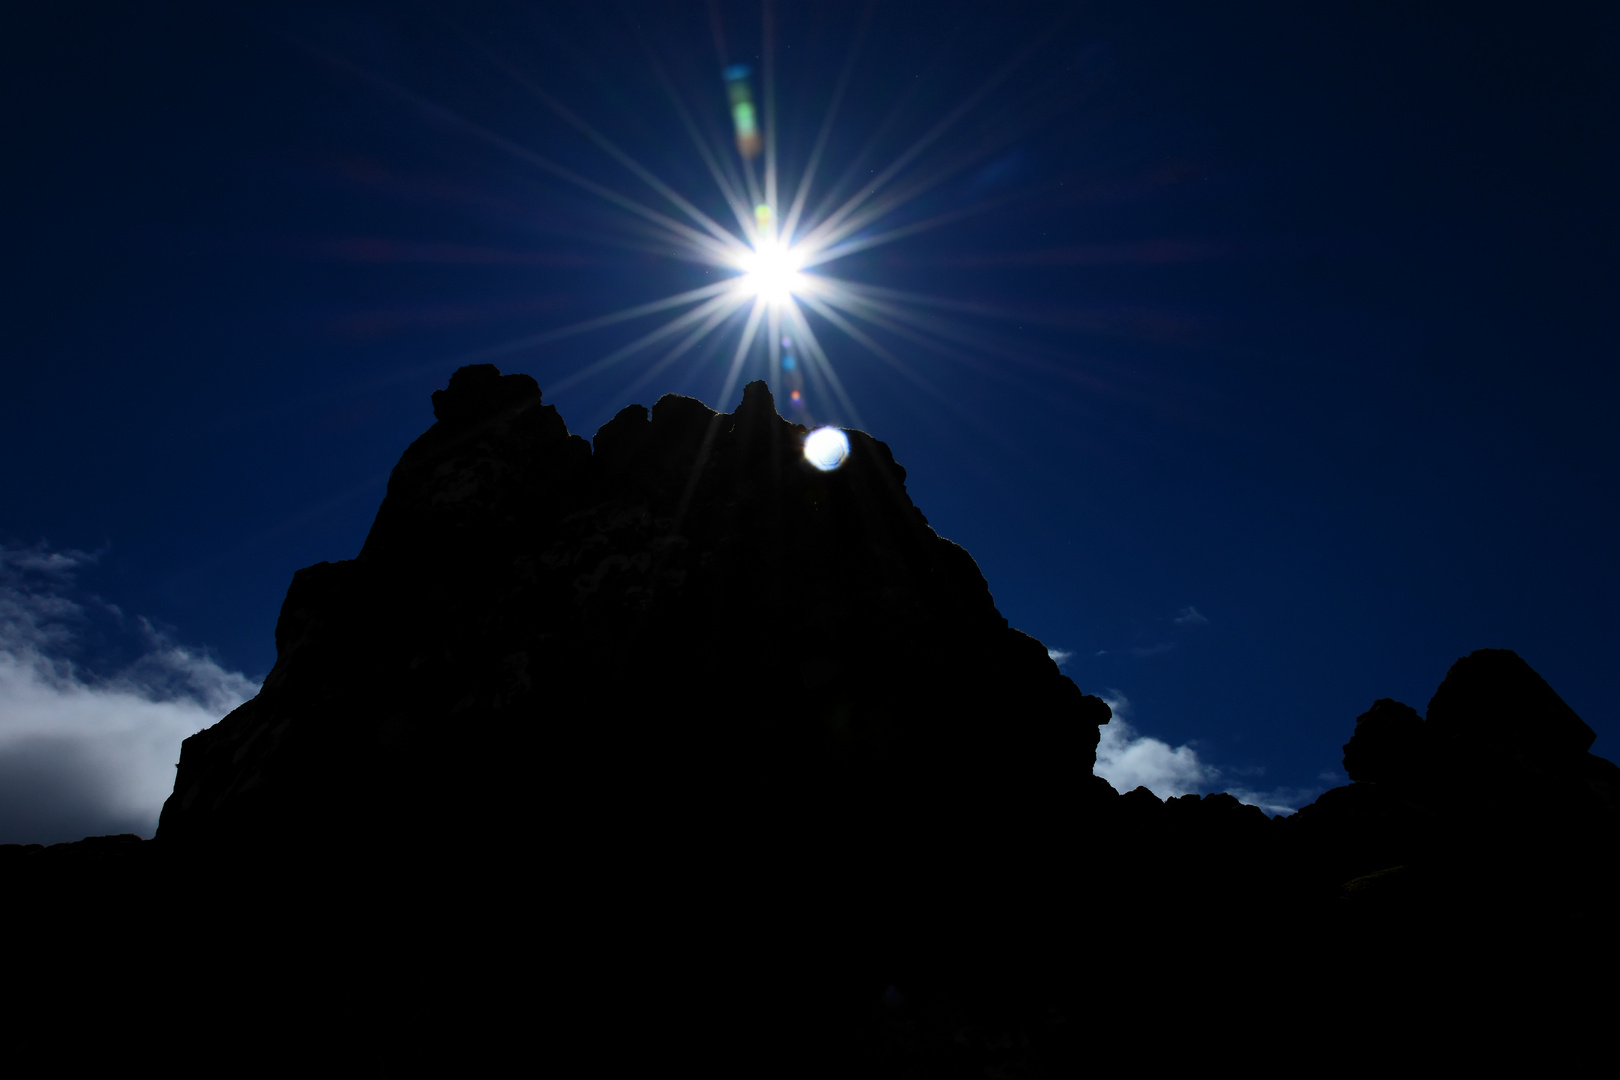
[
  {"x1": 158, "y1": 367, "x2": 1111, "y2": 898},
  {"x1": 138, "y1": 366, "x2": 1117, "y2": 1067},
  {"x1": 1305, "y1": 647, "x2": 1620, "y2": 910}
]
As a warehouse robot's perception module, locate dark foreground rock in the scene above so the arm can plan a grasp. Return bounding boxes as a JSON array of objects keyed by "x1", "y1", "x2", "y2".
[{"x1": 8, "y1": 367, "x2": 1618, "y2": 1073}]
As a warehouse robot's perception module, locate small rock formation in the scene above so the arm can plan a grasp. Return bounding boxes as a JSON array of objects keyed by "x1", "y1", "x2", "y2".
[
  {"x1": 1334, "y1": 649, "x2": 1620, "y2": 835},
  {"x1": 1307, "y1": 647, "x2": 1620, "y2": 909},
  {"x1": 1342, "y1": 697, "x2": 1428, "y2": 786}
]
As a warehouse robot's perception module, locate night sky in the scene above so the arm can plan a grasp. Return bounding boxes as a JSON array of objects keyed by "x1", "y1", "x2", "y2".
[{"x1": 3, "y1": 0, "x2": 1616, "y2": 843}]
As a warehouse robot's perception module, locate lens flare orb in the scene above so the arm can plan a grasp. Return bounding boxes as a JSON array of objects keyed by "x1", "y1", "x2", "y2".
[{"x1": 804, "y1": 426, "x2": 849, "y2": 471}]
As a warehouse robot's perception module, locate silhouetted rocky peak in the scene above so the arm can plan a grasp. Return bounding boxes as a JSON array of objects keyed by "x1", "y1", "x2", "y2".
[{"x1": 160, "y1": 365, "x2": 1111, "y2": 884}]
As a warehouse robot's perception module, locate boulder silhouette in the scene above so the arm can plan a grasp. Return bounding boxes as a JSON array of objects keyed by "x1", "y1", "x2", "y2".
[{"x1": 1342, "y1": 697, "x2": 1428, "y2": 785}]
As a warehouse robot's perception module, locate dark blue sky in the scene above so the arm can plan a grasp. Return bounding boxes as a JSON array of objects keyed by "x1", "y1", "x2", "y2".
[{"x1": 3, "y1": 0, "x2": 1616, "y2": 839}]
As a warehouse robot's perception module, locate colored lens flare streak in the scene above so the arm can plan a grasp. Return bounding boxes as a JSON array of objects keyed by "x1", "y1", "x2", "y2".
[{"x1": 724, "y1": 64, "x2": 762, "y2": 160}]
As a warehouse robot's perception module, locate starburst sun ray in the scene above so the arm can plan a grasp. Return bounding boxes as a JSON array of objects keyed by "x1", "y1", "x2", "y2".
[{"x1": 349, "y1": 1, "x2": 1087, "y2": 435}]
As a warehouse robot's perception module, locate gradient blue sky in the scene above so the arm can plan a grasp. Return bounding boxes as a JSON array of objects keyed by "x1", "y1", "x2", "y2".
[{"x1": 3, "y1": 0, "x2": 1616, "y2": 841}]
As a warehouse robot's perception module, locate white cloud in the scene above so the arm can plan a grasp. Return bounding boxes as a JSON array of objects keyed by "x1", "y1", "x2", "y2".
[
  {"x1": 1173, "y1": 606, "x2": 1209, "y2": 626},
  {"x1": 0, "y1": 542, "x2": 103, "y2": 577},
  {"x1": 1047, "y1": 647, "x2": 1073, "y2": 666},
  {"x1": 1093, "y1": 690, "x2": 1217, "y2": 799},
  {"x1": 1091, "y1": 690, "x2": 1321, "y2": 816},
  {"x1": 1222, "y1": 785, "x2": 1323, "y2": 817},
  {"x1": 0, "y1": 544, "x2": 257, "y2": 844}
]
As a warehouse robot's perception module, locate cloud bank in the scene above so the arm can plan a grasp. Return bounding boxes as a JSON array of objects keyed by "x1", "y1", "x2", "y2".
[
  {"x1": 1092, "y1": 690, "x2": 1320, "y2": 816},
  {"x1": 0, "y1": 544, "x2": 257, "y2": 844},
  {"x1": 1093, "y1": 691, "x2": 1217, "y2": 798}
]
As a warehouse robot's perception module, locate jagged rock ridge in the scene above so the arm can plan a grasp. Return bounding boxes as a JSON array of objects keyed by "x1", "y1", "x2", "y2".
[{"x1": 158, "y1": 365, "x2": 1112, "y2": 931}]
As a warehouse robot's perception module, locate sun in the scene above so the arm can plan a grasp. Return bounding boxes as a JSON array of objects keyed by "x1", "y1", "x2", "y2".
[
  {"x1": 736, "y1": 236, "x2": 809, "y2": 307},
  {"x1": 425, "y1": 6, "x2": 1048, "y2": 432}
]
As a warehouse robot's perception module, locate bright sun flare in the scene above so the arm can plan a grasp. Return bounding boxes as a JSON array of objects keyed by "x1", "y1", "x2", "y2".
[
  {"x1": 736, "y1": 238, "x2": 808, "y2": 306},
  {"x1": 438, "y1": 11, "x2": 1031, "y2": 432}
]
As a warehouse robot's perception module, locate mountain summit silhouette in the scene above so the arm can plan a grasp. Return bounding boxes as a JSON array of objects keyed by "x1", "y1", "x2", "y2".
[{"x1": 160, "y1": 365, "x2": 1111, "y2": 876}]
